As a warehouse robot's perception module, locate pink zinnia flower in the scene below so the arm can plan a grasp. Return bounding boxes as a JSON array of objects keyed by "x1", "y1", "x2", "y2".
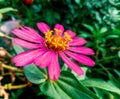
[{"x1": 12, "y1": 22, "x2": 95, "y2": 80}]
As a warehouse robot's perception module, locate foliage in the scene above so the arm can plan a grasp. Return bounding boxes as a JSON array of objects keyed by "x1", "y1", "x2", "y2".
[{"x1": 0, "y1": 0, "x2": 120, "y2": 99}]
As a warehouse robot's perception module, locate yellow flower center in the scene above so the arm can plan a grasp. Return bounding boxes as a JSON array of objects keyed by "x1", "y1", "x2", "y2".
[{"x1": 45, "y1": 29, "x2": 72, "y2": 52}]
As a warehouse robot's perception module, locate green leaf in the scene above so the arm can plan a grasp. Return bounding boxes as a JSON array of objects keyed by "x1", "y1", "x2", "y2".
[
  {"x1": 81, "y1": 79, "x2": 120, "y2": 95},
  {"x1": 0, "y1": 13, "x2": 3, "y2": 21},
  {"x1": 40, "y1": 71, "x2": 99, "y2": 99},
  {"x1": 12, "y1": 44, "x2": 24, "y2": 54},
  {"x1": 106, "y1": 35, "x2": 119, "y2": 39},
  {"x1": 0, "y1": 7, "x2": 17, "y2": 13},
  {"x1": 100, "y1": 27, "x2": 107, "y2": 33},
  {"x1": 82, "y1": 24, "x2": 94, "y2": 33},
  {"x1": 93, "y1": 88, "x2": 104, "y2": 98},
  {"x1": 24, "y1": 64, "x2": 47, "y2": 84},
  {"x1": 114, "y1": 69, "x2": 120, "y2": 77},
  {"x1": 118, "y1": 51, "x2": 120, "y2": 58},
  {"x1": 112, "y1": 27, "x2": 120, "y2": 35},
  {"x1": 74, "y1": 0, "x2": 80, "y2": 4}
]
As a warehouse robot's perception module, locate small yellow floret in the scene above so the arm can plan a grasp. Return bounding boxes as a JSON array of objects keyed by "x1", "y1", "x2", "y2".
[{"x1": 54, "y1": 28, "x2": 62, "y2": 35}]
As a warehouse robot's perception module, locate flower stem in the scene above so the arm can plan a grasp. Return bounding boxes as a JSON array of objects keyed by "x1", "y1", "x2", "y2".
[
  {"x1": 0, "y1": 62, "x2": 23, "y2": 72},
  {"x1": 3, "y1": 83, "x2": 30, "y2": 90}
]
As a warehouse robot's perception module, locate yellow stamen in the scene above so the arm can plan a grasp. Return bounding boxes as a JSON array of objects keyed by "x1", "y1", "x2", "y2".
[
  {"x1": 45, "y1": 31, "x2": 72, "y2": 52},
  {"x1": 54, "y1": 28, "x2": 62, "y2": 35},
  {"x1": 64, "y1": 32, "x2": 72, "y2": 42}
]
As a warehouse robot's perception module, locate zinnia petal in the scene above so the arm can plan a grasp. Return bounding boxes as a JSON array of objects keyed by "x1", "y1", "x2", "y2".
[
  {"x1": 69, "y1": 37, "x2": 86, "y2": 46},
  {"x1": 21, "y1": 26, "x2": 44, "y2": 40},
  {"x1": 65, "y1": 30, "x2": 76, "y2": 38},
  {"x1": 13, "y1": 49, "x2": 46, "y2": 66},
  {"x1": 34, "y1": 51, "x2": 52, "y2": 68},
  {"x1": 64, "y1": 51, "x2": 95, "y2": 66},
  {"x1": 48, "y1": 52, "x2": 60, "y2": 80},
  {"x1": 69, "y1": 47, "x2": 95, "y2": 55},
  {"x1": 59, "y1": 52, "x2": 84, "y2": 75},
  {"x1": 37, "y1": 22, "x2": 50, "y2": 34},
  {"x1": 12, "y1": 27, "x2": 44, "y2": 43},
  {"x1": 54, "y1": 24, "x2": 64, "y2": 35},
  {"x1": 13, "y1": 38, "x2": 42, "y2": 49}
]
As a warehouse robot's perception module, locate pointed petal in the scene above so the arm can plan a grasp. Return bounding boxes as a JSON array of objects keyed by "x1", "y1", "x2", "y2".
[
  {"x1": 59, "y1": 52, "x2": 84, "y2": 75},
  {"x1": 12, "y1": 27, "x2": 44, "y2": 43},
  {"x1": 22, "y1": 26, "x2": 44, "y2": 39},
  {"x1": 65, "y1": 30, "x2": 76, "y2": 38},
  {"x1": 69, "y1": 47, "x2": 95, "y2": 55},
  {"x1": 54, "y1": 24, "x2": 64, "y2": 35},
  {"x1": 69, "y1": 37, "x2": 87, "y2": 46},
  {"x1": 48, "y1": 52, "x2": 60, "y2": 80},
  {"x1": 65, "y1": 51, "x2": 95, "y2": 66},
  {"x1": 37, "y1": 22, "x2": 50, "y2": 34},
  {"x1": 12, "y1": 49, "x2": 46, "y2": 66},
  {"x1": 34, "y1": 51, "x2": 52, "y2": 68},
  {"x1": 13, "y1": 38, "x2": 42, "y2": 49}
]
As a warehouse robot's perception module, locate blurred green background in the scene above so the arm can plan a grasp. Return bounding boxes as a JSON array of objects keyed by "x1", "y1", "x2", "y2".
[{"x1": 0, "y1": 0, "x2": 120, "y2": 99}]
